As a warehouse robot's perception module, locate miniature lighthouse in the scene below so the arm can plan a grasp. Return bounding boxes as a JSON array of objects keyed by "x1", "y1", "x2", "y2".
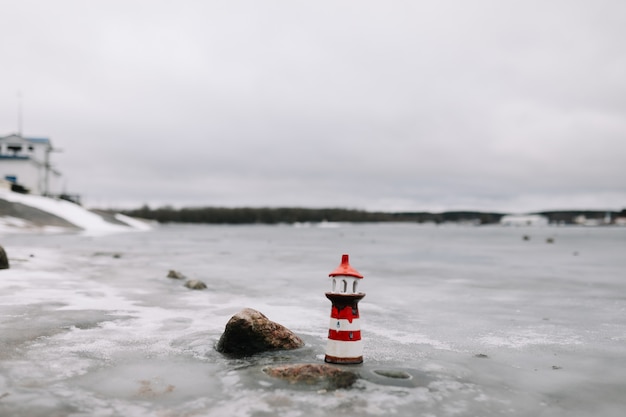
[{"x1": 325, "y1": 254, "x2": 365, "y2": 364}]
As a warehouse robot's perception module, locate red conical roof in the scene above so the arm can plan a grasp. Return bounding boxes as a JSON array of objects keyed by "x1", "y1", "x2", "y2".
[{"x1": 329, "y1": 254, "x2": 363, "y2": 278}]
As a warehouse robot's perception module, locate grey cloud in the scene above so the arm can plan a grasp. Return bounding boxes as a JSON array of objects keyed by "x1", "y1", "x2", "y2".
[{"x1": 1, "y1": 0, "x2": 625, "y2": 212}]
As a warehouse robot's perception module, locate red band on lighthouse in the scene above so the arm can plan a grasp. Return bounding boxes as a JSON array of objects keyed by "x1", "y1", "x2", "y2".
[
  {"x1": 330, "y1": 305, "x2": 359, "y2": 323},
  {"x1": 328, "y1": 329, "x2": 362, "y2": 341}
]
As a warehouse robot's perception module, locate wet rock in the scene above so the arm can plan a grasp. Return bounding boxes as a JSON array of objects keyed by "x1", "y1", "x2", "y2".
[
  {"x1": 546, "y1": 237, "x2": 555, "y2": 244},
  {"x1": 184, "y1": 280, "x2": 207, "y2": 290},
  {"x1": 216, "y1": 308, "x2": 304, "y2": 356},
  {"x1": 474, "y1": 353, "x2": 489, "y2": 358},
  {"x1": 522, "y1": 235, "x2": 530, "y2": 241},
  {"x1": 264, "y1": 363, "x2": 358, "y2": 389},
  {"x1": 0, "y1": 245, "x2": 8, "y2": 269},
  {"x1": 167, "y1": 270, "x2": 186, "y2": 280}
]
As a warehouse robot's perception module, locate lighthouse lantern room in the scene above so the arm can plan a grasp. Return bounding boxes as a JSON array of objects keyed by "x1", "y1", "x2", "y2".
[{"x1": 324, "y1": 254, "x2": 366, "y2": 364}]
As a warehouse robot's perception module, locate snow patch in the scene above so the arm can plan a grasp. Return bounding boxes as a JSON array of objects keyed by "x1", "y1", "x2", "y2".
[
  {"x1": 0, "y1": 190, "x2": 150, "y2": 234},
  {"x1": 479, "y1": 328, "x2": 583, "y2": 348},
  {"x1": 114, "y1": 213, "x2": 154, "y2": 231}
]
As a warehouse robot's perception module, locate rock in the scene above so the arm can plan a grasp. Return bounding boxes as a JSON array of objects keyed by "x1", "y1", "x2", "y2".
[
  {"x1": 184, "y1": 280, "x2": 207, "y2": 290},
  {"x1": 216, "y1": 308, "x2": 304, "y2": 356},
  {"x1": 0, "y1": 245, "x2": 8, "y2": 269},
  {"x1": 546, "y1": 237, "x2": 555, "y2": 244},
  {"x1": 167, "y1": 270, "x2": 186, "y2": 280},
  {"x1": 522, "y1": 235, "x2": 530, "y2": 241},
  {"x1": 264, "y1": 363, "x2": 358, "y2": 389}
]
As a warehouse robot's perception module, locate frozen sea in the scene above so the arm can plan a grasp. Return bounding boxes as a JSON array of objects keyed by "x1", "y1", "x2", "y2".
[{"x1": 1, "y1": 223, "x2": 625, "y2": 417}]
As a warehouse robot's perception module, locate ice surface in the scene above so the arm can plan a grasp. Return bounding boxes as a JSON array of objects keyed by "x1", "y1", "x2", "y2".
[{"x1": 0, "y1": 224, "x2": 625, "y2": 416}]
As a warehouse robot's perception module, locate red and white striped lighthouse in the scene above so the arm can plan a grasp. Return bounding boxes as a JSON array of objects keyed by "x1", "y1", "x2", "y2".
[{"x1": 325, "y1": 254, "x2": 365, "y2": 364}]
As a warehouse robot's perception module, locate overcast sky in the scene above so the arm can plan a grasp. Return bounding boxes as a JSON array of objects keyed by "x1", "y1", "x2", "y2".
[{"x1": 1, "y1": 0, "x2": 624, "y2": 212}]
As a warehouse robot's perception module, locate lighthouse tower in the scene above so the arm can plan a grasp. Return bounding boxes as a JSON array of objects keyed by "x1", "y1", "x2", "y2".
[{"x1": 325, "y1": 254, "x2": 365, "y2": 364}]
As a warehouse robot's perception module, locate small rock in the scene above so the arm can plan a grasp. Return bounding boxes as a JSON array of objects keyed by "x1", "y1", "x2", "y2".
[
  {"x1": 264, "y1": 363, "x2": 358, "y2": 389},
  {"x1": 184, "y1": 280, "x2": 207, "y2": 290},
  {"x1": 552, "y1": 365, "x2": 562, "y2": 370},
  {"x1": 0, "y1": 245, "x2": 9, "y2": 270},
  {"x1": 546, "y1": 237, "x2": 555, "y2": 244},
  {"x1": 167, "y1": 270, "x2": 186, "y2": 280},
  {"x1": 522, "y1": 235, "x2": 530, "y2": 241},
  {"x1": 216, "y1": 308, "x2": 304, "y2": 356},
  {"x1": 474, "y1": 353, "x2": 489, "y2": 358}
]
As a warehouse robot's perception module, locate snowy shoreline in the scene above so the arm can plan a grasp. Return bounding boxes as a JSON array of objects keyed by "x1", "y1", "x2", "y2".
[{"x1": 0, "y1": 190, "x2": 152, "y2": 234}]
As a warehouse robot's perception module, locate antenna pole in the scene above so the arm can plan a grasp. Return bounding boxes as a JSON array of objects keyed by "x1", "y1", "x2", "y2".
[{"x1": 17, "y1": 90, "x2": 23, "y2": 136}]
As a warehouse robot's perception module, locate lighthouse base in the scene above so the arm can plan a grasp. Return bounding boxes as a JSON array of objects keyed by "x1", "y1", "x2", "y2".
[
  {"x1": 324, "y1": 354, "x2": 363, "y2": 365},
  {"x1": 325, "y1": 339, "x2": 364, "y2": 364}
]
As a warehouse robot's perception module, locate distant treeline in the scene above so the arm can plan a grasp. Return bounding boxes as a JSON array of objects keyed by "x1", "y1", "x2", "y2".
[
  {"x1": 119, "y1": 205, "x2": 626, "y2": 225},
  {"x1": 120, "y1": 205, "x2": 506, "y2": 224}
]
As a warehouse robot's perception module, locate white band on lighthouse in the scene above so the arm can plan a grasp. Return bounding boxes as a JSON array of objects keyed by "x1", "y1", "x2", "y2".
[{"x1": 325, "y1": 339, "x2": 363, "y2": 359}]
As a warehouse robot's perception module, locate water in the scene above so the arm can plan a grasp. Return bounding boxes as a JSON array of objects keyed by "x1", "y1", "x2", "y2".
[{"x1": 1, "y1": 223, "x2": 625, "y2": 416}]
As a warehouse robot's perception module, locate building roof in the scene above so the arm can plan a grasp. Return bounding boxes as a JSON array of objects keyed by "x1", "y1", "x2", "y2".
[
  {"x1": 26, "y1": 137, "x2": 51, "y2": 144},
  {"x1": 0, "y1": 133, "x2": 51, "y2": 145},
  {"x1": 329, "y1": 254, "x2": 364, "y2": 278}
]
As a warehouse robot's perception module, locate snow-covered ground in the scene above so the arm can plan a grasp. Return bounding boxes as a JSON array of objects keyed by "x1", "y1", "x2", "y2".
[{"x1": 0, "y1": 190, "x2": 152, "y2": 235}]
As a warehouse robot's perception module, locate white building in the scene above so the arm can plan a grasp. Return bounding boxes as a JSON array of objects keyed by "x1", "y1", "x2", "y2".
[
  {"x1": 500, "y1": 214, "x2": 549, "y2": 226},
  {"x1": 0, "y1": 133, "x2": 62, "y2": 195}
]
